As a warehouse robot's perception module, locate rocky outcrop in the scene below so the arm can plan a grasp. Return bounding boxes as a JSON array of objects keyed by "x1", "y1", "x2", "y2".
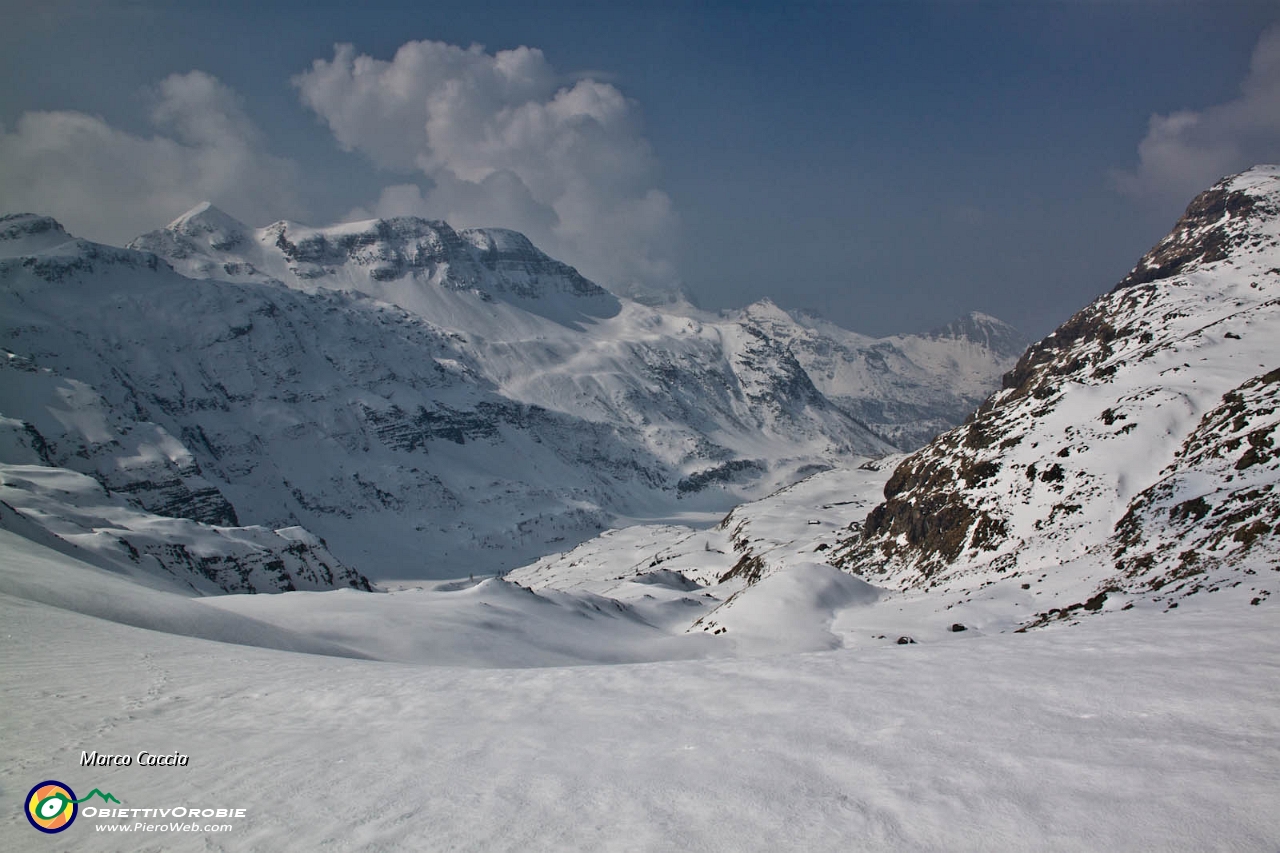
[
  {"x1": 1116, "y1": 185, "x2": 1273, "y2": 290},
  {"x1": 1110, "y1": 367, "x2": 1280, "y2": 600}
]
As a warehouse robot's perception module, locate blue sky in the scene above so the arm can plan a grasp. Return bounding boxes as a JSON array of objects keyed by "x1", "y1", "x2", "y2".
[{"x1": 2, "y1": 0, "x2": 1278, "y2": 337}]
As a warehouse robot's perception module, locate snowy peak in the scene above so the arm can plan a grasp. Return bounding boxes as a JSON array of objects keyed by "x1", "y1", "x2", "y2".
[
  {"x1": 738, "y1": 298, "x2": 794, "y2": 324},
  {"x1": 925, "y1": 311, "x2": 1027, "y2": 359},
  {"x1": 1002, "y1": 166, "x2": 1280, "y2": 408},
  {"x1": 0, "y1": 213, "x2": 75, "y2": 258},
  {"x1": 166, "y1": 201, "x2": 253, "y2": 247},
  {"x1": 133, "y1": 210, "x2": 618, "y2": 314}
]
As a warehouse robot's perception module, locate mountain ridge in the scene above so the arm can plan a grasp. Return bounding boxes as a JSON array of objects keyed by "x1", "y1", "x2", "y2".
[
  {"x1": 0, "y1": 206, "x2": 1023, "y2": 580},
  {"x1": 833, "y1": 165, "x2": 1280, "y2": 619}
]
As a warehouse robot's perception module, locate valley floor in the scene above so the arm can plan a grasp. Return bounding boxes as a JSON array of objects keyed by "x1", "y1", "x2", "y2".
[{"x1": 2, "y1": 544, "x2": 1277, "y2": 852}]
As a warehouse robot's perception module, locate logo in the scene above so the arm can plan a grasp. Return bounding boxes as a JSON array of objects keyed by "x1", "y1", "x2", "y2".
[
  {"x1": 24, "y1": 781, "x2": 118, "y2": 834},
  {"x1": 25, "y1": 781, "x2": 76, "y2": 834}
]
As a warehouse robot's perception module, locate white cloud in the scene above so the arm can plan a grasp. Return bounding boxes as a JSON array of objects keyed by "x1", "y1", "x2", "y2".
[
  {"x1": 1115, "y1": 26, "x2": 1280, "y2": 204},
  {"x1": 0, "y1": 71, "x2": 304, "y2": 246},
  {"x1": 294, "y1": 41, "x2": 679, "y2": 295}
]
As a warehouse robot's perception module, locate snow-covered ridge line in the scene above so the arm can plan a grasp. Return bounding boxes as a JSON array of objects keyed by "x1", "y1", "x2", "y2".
[
  {"x1": 497, "y1": 167, "x2": 1279, "y2": 651},
  {"x1": 1, "y1": 204, "x2": 1021, "y2": 580},
  {"x1": 133, "y1": 204, "x2": 618, "y2": 317},
  {"x1": 835, "y1": 165, "x2": 1280, "y2": 620},
  {"x1": 133, "y1": 203, "x2": 1025, "y2": 456}
]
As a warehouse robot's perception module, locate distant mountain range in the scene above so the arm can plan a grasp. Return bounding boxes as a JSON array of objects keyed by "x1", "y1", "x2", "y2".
[{"x1": 0, "y1": 204, "x2": 1023, "y2": 584}]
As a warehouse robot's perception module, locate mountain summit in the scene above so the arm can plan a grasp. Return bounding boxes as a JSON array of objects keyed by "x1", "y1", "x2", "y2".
[
  {"x1": 132, "y1": 203, "x2": 621, "y2": 326},
  {"x1": 839, "y1": 165, "x2": 1280, "y2": 618}
]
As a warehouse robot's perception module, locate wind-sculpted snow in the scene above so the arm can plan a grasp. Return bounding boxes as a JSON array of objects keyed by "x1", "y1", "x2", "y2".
[
  {"x1": 837, "y1": 166, "x2": 1280, "y2": 621},
  {"x1": 0, "y1": 521, "x2": 368, "y2": 653},
  {"x1": 508, "y1": 463, "x2": 903, "y2": 650},
  {"x1": 4, "y1": 552, "x2": 1279, "y2": 851}
]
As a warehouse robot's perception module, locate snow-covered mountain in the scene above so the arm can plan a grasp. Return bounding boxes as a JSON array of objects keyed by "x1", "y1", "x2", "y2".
[
  {"x1": 498, "y1": 167, "x2": 1280, "y2": 647},
  {"x1": 130, "y1": 202, "x2": 622, "y2": 327},
  {"x1": 734, "y1": 300, "x2": 1027, "y2": 449},
  {"x1": 2, "y1": 179, "x2": 1277, "y2": 853},
  {"x1": 132, "y1": 204, "x2": 1023, "y2": 452},
  {"x1": 0, "y1": 206, "x2": 1020, "y2": 580},
  {"x1": 830, "y1": 166, "x2": 1280, "y2": 620},
  {"x1": 0, "y1": 350, "x2": 369, "y2": 593}
]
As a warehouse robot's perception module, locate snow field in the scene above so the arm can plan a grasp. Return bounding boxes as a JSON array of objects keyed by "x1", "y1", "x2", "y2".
[{"x1": 2, "y1": 563, "x2": 1277, "y2": 852}]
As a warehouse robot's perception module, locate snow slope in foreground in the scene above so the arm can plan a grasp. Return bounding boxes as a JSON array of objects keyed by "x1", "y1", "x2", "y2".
[{"x1": 1, "y1": 530, "x2": 1278, "y2": 852}]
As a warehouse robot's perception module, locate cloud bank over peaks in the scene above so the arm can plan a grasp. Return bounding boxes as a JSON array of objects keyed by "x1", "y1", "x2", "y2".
[
  {"x1": 294, "y1": 40, "x2": 680, "y2": 297},
  {"x1": 0, "y1": 71, "x2": 305, "y2": 246},
  {"x1": 1115, "y1": 26, "x2": 1280, "y2": 207}
]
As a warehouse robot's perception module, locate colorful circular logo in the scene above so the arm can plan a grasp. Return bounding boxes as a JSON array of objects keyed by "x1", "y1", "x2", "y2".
[{"x1": 25, "y1": 781, "x2": 77, "y2": 834}]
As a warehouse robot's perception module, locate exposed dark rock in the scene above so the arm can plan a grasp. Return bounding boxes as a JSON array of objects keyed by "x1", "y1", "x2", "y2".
[
  {"x1": 1115, "y1": 187, "x2": 1264, "y2": 290},
  {"x1": 678, "y1": 459, "x2": 767, "y2": 495}
]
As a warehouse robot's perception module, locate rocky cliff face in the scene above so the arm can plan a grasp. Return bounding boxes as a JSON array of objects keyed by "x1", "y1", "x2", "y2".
[
  {"x1": 0, "y1": 465, "x2": 370, "y2": 595},
  {"x1": 0, "y1": 349, "x2": 238, "y2": 526},
  {"x1": 836, "y1": 166, "x2": 1280, "y2": 616}
]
